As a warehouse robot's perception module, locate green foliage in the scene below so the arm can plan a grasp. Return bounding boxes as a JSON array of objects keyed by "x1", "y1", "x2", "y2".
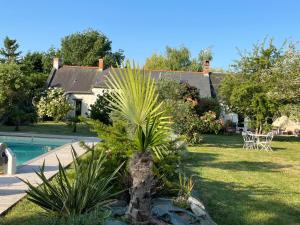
[
  {"x1": 84, "y1": 118, "x2": 134, "y2": 177},
  {"x1": 199, "y1": 47, "x2": 213, "y2": 62},
  {"x1": 0, "y1": 36, "x2": 21, "y2": 63},
  {"x1": 156, "y1": 78, "x2": 222, "y2": 142},
  {"x1": 144, "y1": 46, "x2": 206, "y2": 72},
  {"x1": 177, "y1": 173, "x2": 194, "y2": 198},
  {"x1": 21, "y1": 50, "x2": 61, "y2": 75},
  {"x1": 46, "y1": 209, "x2": 109, "y2": 225},
  {"x1": 21, "y1": 146, "x2": 122, "y2": 216},
  {"x1": 196, "y1": 97, "x2": 221, "y2": 118},
  {"x1": 42, "y1": 47, "x2": 62, "y2": 73},
  {"x1": 89, "y1": 92, "x2": 112, "y2": 125},
  {"x1": 21, "y1": 52, "x2": 45, "y2": 74},
  {"x1": 106, "y1": 63, "x2": 172, "y2": 158},
  {"x1": 61, "y1": 29, "x2": 124, "y2": 67},
  {"x1": 219, "y1": 38, "x2": 300, "y2": 132},
  {"x1": 0, "y1": 63, "x2": 26, "y2": 119},
  {"x1": 173, "y1": 173, "x2": 195, "y2": 209},
  {"x1": 36, "y1": 87, "x2": 73, "y2": 121},
  {"x1": 153, "y1": 137, "x2": 187, "y2": 194}
]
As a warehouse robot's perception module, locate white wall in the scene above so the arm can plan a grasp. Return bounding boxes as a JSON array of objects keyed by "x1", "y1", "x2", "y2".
[{"x1": 67, "y1": 88, "x2": 107, "y2": 117}]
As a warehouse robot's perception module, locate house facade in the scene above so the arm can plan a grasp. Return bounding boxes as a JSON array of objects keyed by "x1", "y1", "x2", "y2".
[{"x1": 47, "y1": 58, "x2": 227, "y2": 118}]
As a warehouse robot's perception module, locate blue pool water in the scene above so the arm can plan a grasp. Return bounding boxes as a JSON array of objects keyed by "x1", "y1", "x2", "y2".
[{"x1": 0, "y1": 136, "x2": 71, "y2": 165}]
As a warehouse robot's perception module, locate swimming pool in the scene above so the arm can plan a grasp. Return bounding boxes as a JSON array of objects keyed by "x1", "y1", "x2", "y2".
[{"x1": 0, "y1": 136, "x2": 72, "y2": 165}]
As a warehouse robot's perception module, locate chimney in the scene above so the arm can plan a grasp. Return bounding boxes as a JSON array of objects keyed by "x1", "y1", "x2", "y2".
[
  {"x1": 203, "y1": 60, "x2": 210, "y2": 75},
  {"x1": 98, "y1": 58, "x2": 104, "y2": 71},
  {"x1": 53, "y1": 58, "x2": 62, "y2": 70}
]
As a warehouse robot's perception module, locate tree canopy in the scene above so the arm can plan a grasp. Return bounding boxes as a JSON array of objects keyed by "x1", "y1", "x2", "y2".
[
  {"x1": 144, "y1": 46, "x2": 212, "y2": 72},
  {"x1": 0, "y1": 36, "x2": 22, "y2": 63},
  {"x1": 219, "y1": 38, "x2": 300, "y2": 132},
  {"x1": 61, "y1": 29, "x2": 124, "y2": 68}
]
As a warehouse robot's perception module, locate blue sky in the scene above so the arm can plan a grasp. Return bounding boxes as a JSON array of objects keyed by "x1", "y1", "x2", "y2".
[{"x1": 1, "y1": 0, "x2": 299, "y2": 69}]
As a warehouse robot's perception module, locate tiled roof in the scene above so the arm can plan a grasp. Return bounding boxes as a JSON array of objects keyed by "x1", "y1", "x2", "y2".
[{"x1": 47, "y1": 66, "x2": 224, "y2": 97}]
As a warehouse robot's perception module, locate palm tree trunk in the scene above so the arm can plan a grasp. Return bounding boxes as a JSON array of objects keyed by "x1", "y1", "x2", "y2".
[{"x1": 127, "y1": 152, "x2": 154, "y2": 225}]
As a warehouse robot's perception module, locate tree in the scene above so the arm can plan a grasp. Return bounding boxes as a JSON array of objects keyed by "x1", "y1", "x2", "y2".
[
  {"x1": 36, "y1": 87, "x2": 73, "y2": 121},
  {"x1": 219, "y1": 38, "x2": 299, "y2": 132},
  {"x1": 61, "y1": 29, "x2": 124, "y2": 67},
  {"x1": 42, "y1": 47, "x2": 62, "y2": 73},
  {"x1": 144, "y1": 46, "x2": 205, "y2": 72},
  {"x1": 106, "y1": 64, "x2": 171, "y2": 224},
  {"x1": 21, "y1": 52, "x2": 45, "y2": 74},
  {"x1": 89, "y1": 92, "x2": 112, "y2": 125},
  {"x1": 0, "y1": 36, "x2": 22, "y2": 63},
  {"x1": 0, "y1": 63, "x2": 27, "y2": 128}
]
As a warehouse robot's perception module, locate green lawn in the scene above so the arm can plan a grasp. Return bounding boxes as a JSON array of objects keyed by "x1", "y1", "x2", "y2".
[
  {"x1": 1, "y1": 134, "x2": 299, "y2": 225},
  {"x1": 186, "y1": 135, "x2": 300, "y2": 225},
  {"x1": 0, "y1": 122, "x2": 96, "y2": 137}
]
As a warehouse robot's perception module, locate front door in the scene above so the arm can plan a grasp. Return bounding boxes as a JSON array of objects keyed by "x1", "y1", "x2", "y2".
[{"x1": 75, "y1": 99, "x2": 82, "y2": 117}]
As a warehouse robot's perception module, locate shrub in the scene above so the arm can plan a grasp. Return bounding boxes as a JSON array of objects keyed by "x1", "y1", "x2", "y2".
[
  {"x1": 197, "y1": 111, "x2": 223, "y2": 134},
  {"x1": 195, "y1": 97, "x2": 221, "y2": 117},
  {"x1": 36, "y1": 87, "x2": 73, "y2": 121},
  {"x1": 173, "y1": 173, "x2": 195, "y2": 209},
  {"x1": 89, "y1": 92, "x2": 112, "y2": 125},
  {"x1": 21, "y1": 146, "x2": 123, "y2": 216}
]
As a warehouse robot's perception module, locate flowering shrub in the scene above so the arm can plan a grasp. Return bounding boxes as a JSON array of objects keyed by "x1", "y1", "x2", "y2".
[
  {"x1": 36, "y1": 87, "x2": 73, "y2": 121},
  {"x1": 198, "y1": 111, "x2": 223, "y2": 134}
]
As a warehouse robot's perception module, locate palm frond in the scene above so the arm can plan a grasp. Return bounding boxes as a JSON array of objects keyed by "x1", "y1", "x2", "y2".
[{"x1": 105, "y1": 63, "x2": 172, "y2": 156}]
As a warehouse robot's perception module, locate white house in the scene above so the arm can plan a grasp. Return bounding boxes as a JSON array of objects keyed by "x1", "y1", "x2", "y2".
[{"x1": 47, "y1": 58, "x2": 231, "y2": 120}]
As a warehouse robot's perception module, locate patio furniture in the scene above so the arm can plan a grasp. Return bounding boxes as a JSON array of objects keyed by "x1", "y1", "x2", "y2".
[
  {"x1": 255, "y1": 132, "x2": 273, "y2": 151},
  {"x1": 242, "y1": 131, "x2": 273, "y2": 151},
  {"x1": 242, "y1": 131, "x2": 255, "y2": 149}
]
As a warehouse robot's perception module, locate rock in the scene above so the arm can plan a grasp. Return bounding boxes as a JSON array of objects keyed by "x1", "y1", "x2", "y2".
[
  {"x1": 188, "y1": 197, "x2": 205, "y2": 210},
  {"x1": 190, "y1": 203, "x2": 207, "y2": 217},
  {"x1": 105, "y1": 219, "x2": 128, "y2": 225},
  {"x1": 109, "y1": 200, "x2": 128, "y2": 216}
]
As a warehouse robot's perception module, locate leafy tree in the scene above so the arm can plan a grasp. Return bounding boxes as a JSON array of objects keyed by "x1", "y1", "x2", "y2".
[
  {"x1": 61, "y1": 29, "x2": 124, "y2": 67},
  {"x1": 0, "y1": 63, "x2": 29, "y2": 128},
  {"x1": 106, "y1": 64, "x2": 171, "y2": 224},
  {"x1": 36, "y1": 87, "x2": 73, "y2": 121},
  {"x1": 42, "y1": 47, "x2": 62, "y2": 73},
  {"x1": 219, "y1": 38, "x2": 299, "y2": 132},
  {"x1": 0, "y1": 36, "x2": 22, "y2": 63},
  {"x1": 144, "y1": 46, "x2": 204, "y2": 72},
  {"x1": 89, "y1": 92, "x2": 112, "y2": 124},
  {"x1": 21, "y1": 52, "x2": 45, "y2": 74}
]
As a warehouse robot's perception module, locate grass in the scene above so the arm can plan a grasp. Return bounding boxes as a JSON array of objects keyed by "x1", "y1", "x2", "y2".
[
  {"x1": 1, "y1": 134, "x2": 299, "y2": 225},
  {"x1": 0, "y1": 121, "x2": 96, "y2": 137},
  {"x1": 185, "y1": 134, "x2": 300, "y2": 225}
]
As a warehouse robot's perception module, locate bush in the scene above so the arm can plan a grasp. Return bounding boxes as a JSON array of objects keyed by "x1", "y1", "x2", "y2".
[
  {"x1": 156, "y1": 78, "x2": 222, "y2": 143},
  {"x1": 89, "y1": 92, "x2": 112, "y2": 125},
  {"x1": 195, "y1": 97, "x2": 221, "y2": 117},
  {"x1": 36, "y1": 87, "x2": 73, "y2": 121},
  {"x1": 21, "y1": 146, "x2": 122, "y2": 216}
]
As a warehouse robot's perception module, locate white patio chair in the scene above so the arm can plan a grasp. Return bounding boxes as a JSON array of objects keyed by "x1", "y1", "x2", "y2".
[
  {"x1": 242, "y1": 132, "x2": 255, "y2": 150},
  {"x1": 256, "y1": 132, "x2": 273, "y2": 151}
]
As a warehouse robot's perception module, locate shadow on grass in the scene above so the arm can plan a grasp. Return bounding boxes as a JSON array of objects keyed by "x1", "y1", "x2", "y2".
[
  {"x1": 190, "y1": 176, "x2": 300, "y2": 225},
  {"x1": 198, "y1": 134, "x2": 244, "y2": 149},
  {"x1": 183, "y1": 149, "x2": 300, "y2": 225},
  {"x1": 273, "y1": 136, "x2": 300, "y2": 142},
  {"x1": 186, "y1": 152, "x2": 291, "y2": 172}
]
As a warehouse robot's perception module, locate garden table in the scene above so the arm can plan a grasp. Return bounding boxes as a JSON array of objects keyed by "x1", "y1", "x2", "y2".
[{"x1": 248, "y1": 133, "x2": 273, "y2": 151}]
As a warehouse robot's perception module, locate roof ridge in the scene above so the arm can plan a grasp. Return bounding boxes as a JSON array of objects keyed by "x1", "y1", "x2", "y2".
[
  {"x1": 63, "y1": 65, "x2": 99, "y2": 69},
  {"x1": 108, "y1": 67, "x2": 205, "y2": 75}
]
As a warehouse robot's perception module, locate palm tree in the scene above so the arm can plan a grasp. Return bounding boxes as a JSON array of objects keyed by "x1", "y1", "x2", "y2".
[{"x1": 106, "y1": 63, "x2": 171, "y2": 224}]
